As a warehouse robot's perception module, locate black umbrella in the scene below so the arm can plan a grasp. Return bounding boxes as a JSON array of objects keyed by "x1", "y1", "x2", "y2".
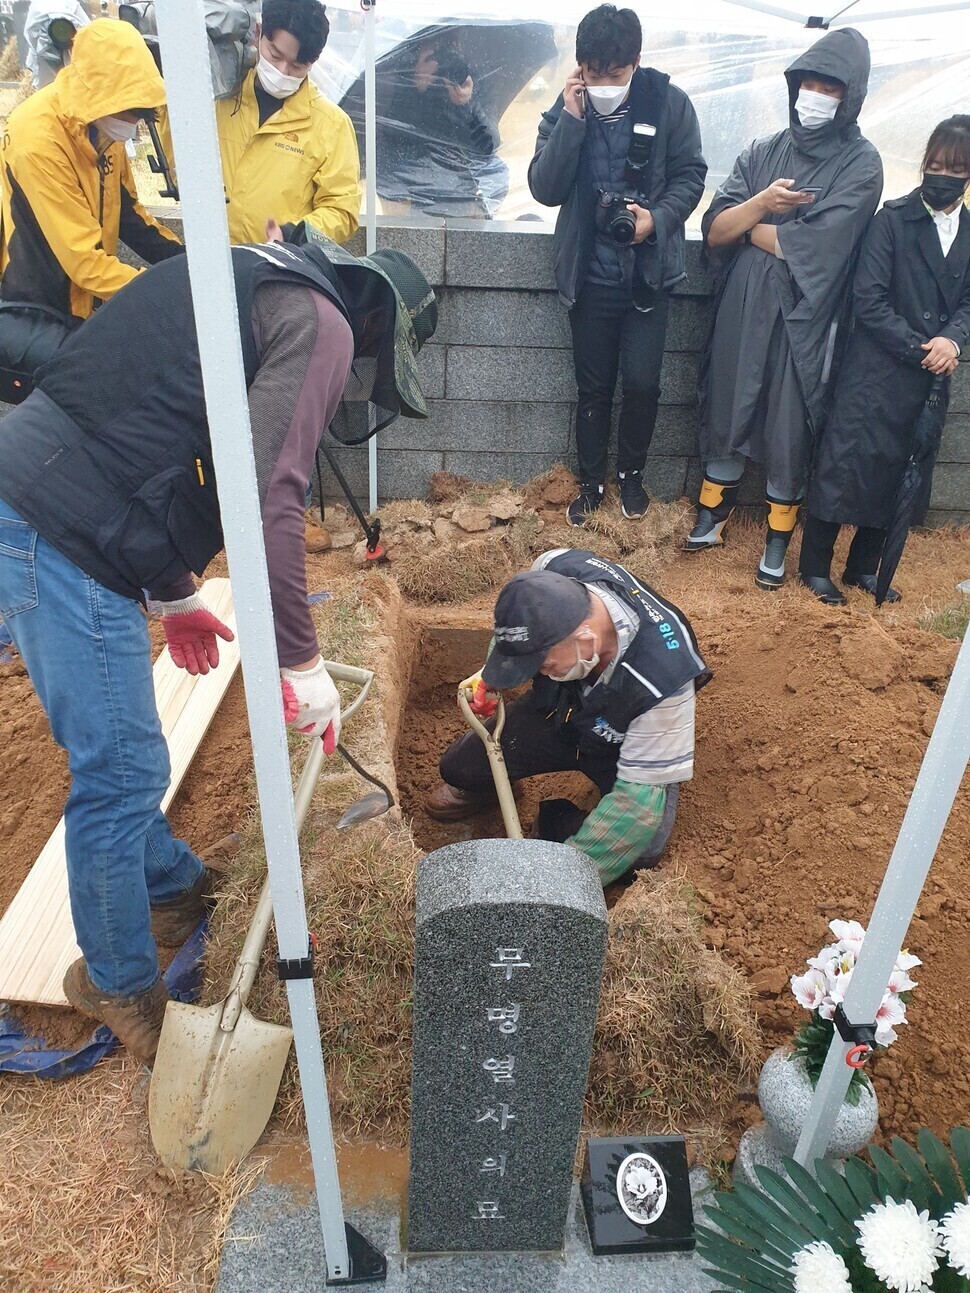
[{"x1": 875, "y1": 374, "x2": 947, "y2": 607}]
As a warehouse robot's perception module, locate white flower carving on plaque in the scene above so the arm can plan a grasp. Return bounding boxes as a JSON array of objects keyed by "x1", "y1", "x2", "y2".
[{"x1": 616, "y1": 1152, "x2": 667, "y2": 1227}]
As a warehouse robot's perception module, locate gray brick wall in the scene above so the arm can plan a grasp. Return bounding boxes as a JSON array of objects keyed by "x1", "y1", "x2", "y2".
[{"x1": 127, "y1": 212, "x2": 970, "y2": 528}]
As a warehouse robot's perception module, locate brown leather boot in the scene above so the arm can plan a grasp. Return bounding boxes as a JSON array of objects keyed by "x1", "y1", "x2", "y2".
[
  {"x1": 425, "y1": 782, "x2": 498, "y2": 822},
  {"x1": 63, "y1": 959, "x2": 169, "y2": 1064},
  {"x1": 150, "y1": 831, "x2": 241, "y2": 947}
]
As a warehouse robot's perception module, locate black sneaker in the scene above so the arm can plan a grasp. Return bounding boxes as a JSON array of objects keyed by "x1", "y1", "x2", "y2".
[
  {"x1": 618, "y1": 470, "x2": 649, "y2": 519},
  {"x1": 567, "y1": 483, "x2": 604, "y2": 527}
]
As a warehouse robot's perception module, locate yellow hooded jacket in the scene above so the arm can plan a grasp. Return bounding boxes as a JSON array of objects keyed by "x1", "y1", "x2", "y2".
[
  {"x1": 215, "y1": 67, "x2": 361, "y2": 245},
  {"x1": 0, "y1": 19, "x2": 182, "y2": 321}
]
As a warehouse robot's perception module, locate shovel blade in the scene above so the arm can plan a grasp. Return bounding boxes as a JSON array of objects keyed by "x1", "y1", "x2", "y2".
[
  {"x1": 336, "y1": 790, "x2": 390, "y2": 829},
  {"x1": 149, "y1": 999, "x2": 293, "y2": 1174}
]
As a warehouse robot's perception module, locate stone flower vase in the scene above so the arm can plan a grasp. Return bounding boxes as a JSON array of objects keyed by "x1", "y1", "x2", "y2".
[{"x1": 734, "y1": 1047, "x2": 879, "y2": 1188}]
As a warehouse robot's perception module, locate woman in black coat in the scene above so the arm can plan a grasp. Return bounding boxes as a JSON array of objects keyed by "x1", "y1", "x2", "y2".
[{"x1": 799, "y1": 116, "x2": 970, "y2": 604}]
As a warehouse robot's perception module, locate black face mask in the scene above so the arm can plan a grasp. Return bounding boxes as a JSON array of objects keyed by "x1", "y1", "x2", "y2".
[{"x1": 921, "y1": 172, "x2": 967, "y2": 212}]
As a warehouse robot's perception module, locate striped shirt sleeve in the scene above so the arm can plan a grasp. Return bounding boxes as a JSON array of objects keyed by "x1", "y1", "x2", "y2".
[{"x1": 617, "y1": 683, "x2": 695, "y2": 785}]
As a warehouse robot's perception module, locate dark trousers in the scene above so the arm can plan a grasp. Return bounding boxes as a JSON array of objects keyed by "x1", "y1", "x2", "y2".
[
  {"x1": 799, "y1": 514, "x2": 886, "y2": 579},
  {"x1": 568, "y1": 281, "x2": 669, "y2": 484},
  {"x1": 440, "y1": 695, "x2": 619, "y2": 796}
]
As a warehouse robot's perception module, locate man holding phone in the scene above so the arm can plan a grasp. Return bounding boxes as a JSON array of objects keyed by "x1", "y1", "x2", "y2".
[
  {"x1": 528, "y1": 5, "x2": 706, "y2": 526},
  {"x1": 686, "y1": 28, "x2": 883, "y2": 590}
]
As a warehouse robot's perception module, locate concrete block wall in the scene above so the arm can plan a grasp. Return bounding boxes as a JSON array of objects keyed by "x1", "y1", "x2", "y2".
[{"x1": 130, "y1": 212, "x2": 970, "y2": 527}]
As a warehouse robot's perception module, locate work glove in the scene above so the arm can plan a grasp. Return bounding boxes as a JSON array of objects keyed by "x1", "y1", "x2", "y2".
[
  {"x1": 159, "y1": 594, "x2": 235, "y2": 675},
  {"x1": 458, "y1": 669, "x2": 498, "y2": 719},
  {"x1": 281, "y1": 659, "x2": 341, "y2": 752}
]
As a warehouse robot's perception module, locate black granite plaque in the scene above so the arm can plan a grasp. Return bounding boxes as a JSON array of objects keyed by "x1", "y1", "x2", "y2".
[
  {"x1": 580, "y1": 1136, "x2": 695, "y2": 1256},
  {"x1": 407, "y1": 839, "x2": 607, "y2": 1253}
]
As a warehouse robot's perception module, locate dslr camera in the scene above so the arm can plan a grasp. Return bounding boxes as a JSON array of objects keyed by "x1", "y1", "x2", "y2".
[
  {"x1": 596, "y1": 121, "x2": 657, "y2": 246},
  {"x1": 433, "y1": 43, "x2": 472, "y2": 88}
]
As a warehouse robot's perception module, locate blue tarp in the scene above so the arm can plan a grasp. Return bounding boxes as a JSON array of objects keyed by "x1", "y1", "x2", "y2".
[{"x1": 0, "y1": 920, "x2": 208, "y2": 1078}]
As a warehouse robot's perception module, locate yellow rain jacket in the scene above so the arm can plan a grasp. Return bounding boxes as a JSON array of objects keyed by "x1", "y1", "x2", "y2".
[
  {"x1": 0, "y1": 18, "x2": 182, "y2": 321},
  {"x1": 215, "y1": 68, "x2": 361, "y2": 245}
]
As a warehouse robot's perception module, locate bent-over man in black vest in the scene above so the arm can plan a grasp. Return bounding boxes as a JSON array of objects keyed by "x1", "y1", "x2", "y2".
[
  {"x1": 0, "y1": 232, "x2": 436, "y2": 1063},
  {"x1": 426, "y1": 548, "x2": 710, "y2": 884}
]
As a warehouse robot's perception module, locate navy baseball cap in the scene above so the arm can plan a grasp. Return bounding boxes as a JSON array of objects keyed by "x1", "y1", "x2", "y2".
[{"x1": 481, "y1": 571, "x2": 592, "y2": 689}]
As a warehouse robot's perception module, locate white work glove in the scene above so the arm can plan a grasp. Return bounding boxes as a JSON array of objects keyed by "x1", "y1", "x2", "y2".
[{"x1": 280, "y1": 659, "x2": 341, "y2": 752}]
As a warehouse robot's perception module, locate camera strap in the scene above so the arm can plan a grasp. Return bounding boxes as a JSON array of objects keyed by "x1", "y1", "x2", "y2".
[{"x1": 624, "y1": 68, "x2": 670, "y2": 197}]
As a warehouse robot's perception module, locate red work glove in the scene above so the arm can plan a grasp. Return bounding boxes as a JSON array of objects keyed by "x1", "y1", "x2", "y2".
[
  {"x1": 281, "y1": 659, "x2": 341, "y2": 753},
  {"x1": 159, "y1": 594, "x2": 235, "y2": 675},
  {"x1": 459, "y1": 672, "x2": 499, "y2": 719}
]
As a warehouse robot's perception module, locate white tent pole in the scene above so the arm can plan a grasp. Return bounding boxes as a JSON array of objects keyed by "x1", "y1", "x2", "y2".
[
  {"x1": 794, "y1": 623, "x2": 970, "y2": 1169},
  {"x1": 364, "y1": 0, "x2": 378, "y2": 515},
  {"x1": 154, "y1": 2, "x2": 382, "y2": 1282}
]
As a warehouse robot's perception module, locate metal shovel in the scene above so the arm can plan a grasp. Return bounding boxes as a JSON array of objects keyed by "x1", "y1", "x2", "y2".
[
  {"x1": 457, "y1": 685, "x2": 522, "y2": 840},
  {"x1": 149, "y1": 663, "x2": 384, "y2": 1173}
]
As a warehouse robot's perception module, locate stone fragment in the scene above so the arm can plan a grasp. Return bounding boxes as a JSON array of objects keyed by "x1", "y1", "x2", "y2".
[
  {"x1": 304, "y1": 522, "x2": 332, "y2": 554},
  {"x1": 452, "y1": 505, "x2": 492, "y2": 533},
  {"x1": 329, "y1": 529, "x2": 357, "y2": 550},
  {"x1": 486, "y1": 493, "x2": 523, "y2": 522}
]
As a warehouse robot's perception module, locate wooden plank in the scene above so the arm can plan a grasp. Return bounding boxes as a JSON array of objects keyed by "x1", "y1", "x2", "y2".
[{"x1": 0, "y1": 579, "x2": 240, "y2": 1008}]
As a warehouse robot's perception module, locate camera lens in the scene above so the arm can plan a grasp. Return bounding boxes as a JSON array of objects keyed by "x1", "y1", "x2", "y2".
[{"x1": 610, "y1": 207, "x2": 638, "y2": 245}]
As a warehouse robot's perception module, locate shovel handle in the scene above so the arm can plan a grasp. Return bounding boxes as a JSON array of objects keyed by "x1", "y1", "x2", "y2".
[{"x1": 457, "y1": 687, "x2": 523, "y2": 841}]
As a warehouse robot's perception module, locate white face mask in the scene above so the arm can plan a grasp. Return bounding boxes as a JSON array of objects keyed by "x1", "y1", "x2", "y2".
[
  {"x1": 547, "y1": 629, "x2": 601, "y2": 683},
  {"x1": 585, "y1": 80, "x2": 631, "y2": 115},
  {"x1": 795, "y1": 88, "x2": 840, "y2": 130},
  {"x1": 95, "y1": 116, "x2": 138, "y2": 143},
  {"x1": 256, "y1": 53, "x2": 306, "y2": 99}
]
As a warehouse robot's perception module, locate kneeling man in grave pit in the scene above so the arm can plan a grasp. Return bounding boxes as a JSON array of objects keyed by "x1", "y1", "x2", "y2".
[{"x1": 426, "y1": 548, "x2": 710, "y2": 885}]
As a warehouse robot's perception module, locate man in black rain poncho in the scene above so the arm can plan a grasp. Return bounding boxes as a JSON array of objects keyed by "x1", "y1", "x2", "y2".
[{"x1": 685, "y1": 28, "x2": 883, "y2": 590}]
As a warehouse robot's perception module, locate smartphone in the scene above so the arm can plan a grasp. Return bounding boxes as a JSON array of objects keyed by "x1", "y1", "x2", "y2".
[{"x1": 799, "y1": 186, "x2": 822, "y2": 201}]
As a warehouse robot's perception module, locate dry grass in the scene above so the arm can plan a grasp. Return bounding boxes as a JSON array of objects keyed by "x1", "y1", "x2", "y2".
[
  {"x1": 395, "y1": 536, "x2": 513, "y2": 603},
  {"x1": 0, "y1": 1058, "x2": 261, "y2": 1292},
  {"x1": 377, "y1": 499, "x2": 434, "y2": 529},
  {"x1": 0, "y1": 35, "x2": 21, "y2": 81},
  {"x1": 920, "y1": 596, "x2": 970, "y2": 642},
  {"x1": 587, "y1": 869, "x2": 760, "y2": 1160}
]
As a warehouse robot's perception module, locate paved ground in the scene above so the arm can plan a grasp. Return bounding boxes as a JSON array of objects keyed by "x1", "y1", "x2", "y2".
[{"x1": 216, "y1": 1171, "x2": 718, "y2": 1292}]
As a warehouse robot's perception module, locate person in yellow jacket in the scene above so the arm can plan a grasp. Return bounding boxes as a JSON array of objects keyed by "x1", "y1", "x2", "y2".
[
  {"x1": 0, "y1": 18, "x2": 183, "y2": 322},
  {"x1": 216, "y1": 0, "x2": 360, "y2": 246}
]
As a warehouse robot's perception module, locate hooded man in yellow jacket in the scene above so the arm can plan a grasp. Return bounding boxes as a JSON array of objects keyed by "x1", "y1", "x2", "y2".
[
  {"x1": 0, "y1": 18, "x2": 183, "y2": 322},
  {"x1": 216, "y1": 0, "x2": 360, "y2": 246}
]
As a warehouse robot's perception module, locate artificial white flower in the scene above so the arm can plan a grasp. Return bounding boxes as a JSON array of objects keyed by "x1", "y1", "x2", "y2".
[
  {"x1": 791, "y1": 968, "x2": 829, "y2": 1010},
  {"x1": 810, "y1": 943, "x2": 844, "y2": 972},
  {"x1": 895, "y1": 949, "x2": 922, "y2": 974},
  {"x1": 791, "y1": 1239, "x2": 853, "y2": 1293},
  {"x1": 874, "y1": 992, "x2": 907, "y2": 1046},
  {"x1": 888, "y1": 966, "x2": 918, "y2": 995},
  {"x1": 830, "y1": 918, "x2": 866, "y2": 957},
  {"x1": 856, "y1": 1198, "x2": 943, "y2": 1291},
  {"x1": 939, "y1": 1197, "x2": 970, "y2": 1276}
]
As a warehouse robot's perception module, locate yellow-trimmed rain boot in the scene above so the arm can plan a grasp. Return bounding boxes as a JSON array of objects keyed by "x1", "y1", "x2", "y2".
[
  {"x1": 684, "y1": 477, "x2": 740, "y2": 552},
  {"x1": 755, "y1": 497, "x2": 800, "y2": 590}
]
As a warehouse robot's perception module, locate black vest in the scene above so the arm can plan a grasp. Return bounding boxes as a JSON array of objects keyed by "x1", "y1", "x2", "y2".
[
  {"x1": 0, "y1": 245, "x2": 349, "y2": 601},
  {"x1": 531, "y1": 550, "x2": 710, "y2": 755}
]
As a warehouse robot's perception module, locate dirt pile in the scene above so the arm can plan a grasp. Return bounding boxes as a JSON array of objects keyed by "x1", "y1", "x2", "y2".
[{"x1": 670, "y1": 596, "x2": 969, "y2": 1145}]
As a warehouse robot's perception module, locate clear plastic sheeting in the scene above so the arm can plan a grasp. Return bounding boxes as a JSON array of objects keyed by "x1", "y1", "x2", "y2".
[{"x1": 314, "y1": 0, "x2": 970, "y2": 228}]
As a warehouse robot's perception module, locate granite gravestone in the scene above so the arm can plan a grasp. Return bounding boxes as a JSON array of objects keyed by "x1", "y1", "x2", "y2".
[{"x1": 407, "y1": 839, "x2": 608, "y2": 1253}]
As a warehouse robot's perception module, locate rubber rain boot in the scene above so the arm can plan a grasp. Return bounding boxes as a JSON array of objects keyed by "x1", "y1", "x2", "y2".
[
  {"x1": 755, "y1": 498, "x2": 800, "y2": 590},
  {"x1": 684, "y1": 478, "x2": 740, "y2": 552}
]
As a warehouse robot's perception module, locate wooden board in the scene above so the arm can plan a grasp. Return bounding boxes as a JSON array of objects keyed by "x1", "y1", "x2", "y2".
[{"x1": 0, "y1": 579, "x2": 240, "y2": 1008}]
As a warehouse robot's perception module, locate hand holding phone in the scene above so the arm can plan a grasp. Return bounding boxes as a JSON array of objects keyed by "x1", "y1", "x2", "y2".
[
  {"x1": 564, "y1": 65, "x2": 586, "y2": 120},
  {"x1": 797, "y1": 186, "x2": 822, "y2": 203}
]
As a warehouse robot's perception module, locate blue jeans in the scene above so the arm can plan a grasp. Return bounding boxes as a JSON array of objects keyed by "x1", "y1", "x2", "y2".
[{"x1": 0, "y1": 498, "x2": 204, "y2": 996}]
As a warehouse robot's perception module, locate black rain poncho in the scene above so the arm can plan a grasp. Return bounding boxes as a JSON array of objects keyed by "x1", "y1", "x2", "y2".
[{"x1": 697, "y1": 28, "x2": 883, "y2": 500}]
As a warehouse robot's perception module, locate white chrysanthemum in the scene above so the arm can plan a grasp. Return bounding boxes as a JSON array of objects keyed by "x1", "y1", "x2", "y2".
[
  {"x1": 791, "y1": 1240, "x2": 853, "y2": 1293},
  {"x1": 856, "y1": 1198, "x2": 943, "y2": 1292},
  {"x1": 940, "y1": 1197, "x2": 970, "y2": 1276}
]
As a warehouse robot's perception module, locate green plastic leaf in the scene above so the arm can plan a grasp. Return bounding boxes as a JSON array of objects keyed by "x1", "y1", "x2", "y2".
[
  {"x1": 703, "y1": 1197, "x2": 802, "y2": 1265},
  {"x1": 782, "y1": 1158, "x2": 859, "y2": 1247},
  {"x1": 949, "y1": 1127, "x2": 970, "y2": 1193},
  {"x1": 843, "y1": 1156, "x2": 880, "y2": 1211},
  {"x1": 754, "y1": 1165, "x2": 843, "y2": 1246},
  {"x1": 711, "y1": 1182, "x2": 817, "y2": 1251},
  {"x1": 698, "y1": 1250, "x2": 794, "y2": 1293},
  {"x1": 891, "y1": 1136, "x2": 940, "y2": 1211},
  {"x1": 695, "y1": 1227, "x2": 794, "y2": 1284},
  {"x1": 816, "y1": 1158, "x2": 871, "y2": 1224},
  {"x1": 869, "y1": 1143, "x2": 911, "y2": 1201},
  {"x1": 918, "y1": 1127, "x2": 965, "y2": 1208}
]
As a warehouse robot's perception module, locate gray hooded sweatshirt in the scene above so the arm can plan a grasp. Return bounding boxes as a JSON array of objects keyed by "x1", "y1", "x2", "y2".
[{"x1": 696, "y1": 27, "x2": 883, "y2": 500}]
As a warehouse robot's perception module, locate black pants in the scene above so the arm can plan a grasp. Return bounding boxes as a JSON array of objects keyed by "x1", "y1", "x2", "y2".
[
  {"x1": 440, "y1": 695, "x2": 619, "y2": 796},
  {"x1": 799, "y1": 514, "x2": 886, "y2": 579},
  {"x1": 568, "y1": 281, "x2": 669, "y2": 484}
]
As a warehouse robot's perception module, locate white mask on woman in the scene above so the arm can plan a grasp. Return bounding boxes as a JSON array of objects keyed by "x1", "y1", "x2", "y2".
[
  {"x1": 795, "y1": 88, "x2": 840, "y2": 130},
  {"x1": 95, "y1": 116, "x2": 138, "y2": 143},
  {"x1": 585, "y1": 80, "x2": 632, "y2": 116},
  {"x1": 256, "y1": 53, "x2": 306, "y2": 99},
  {"x1": 547, "y1": 629, "x2": 601, "y2": 683}
]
